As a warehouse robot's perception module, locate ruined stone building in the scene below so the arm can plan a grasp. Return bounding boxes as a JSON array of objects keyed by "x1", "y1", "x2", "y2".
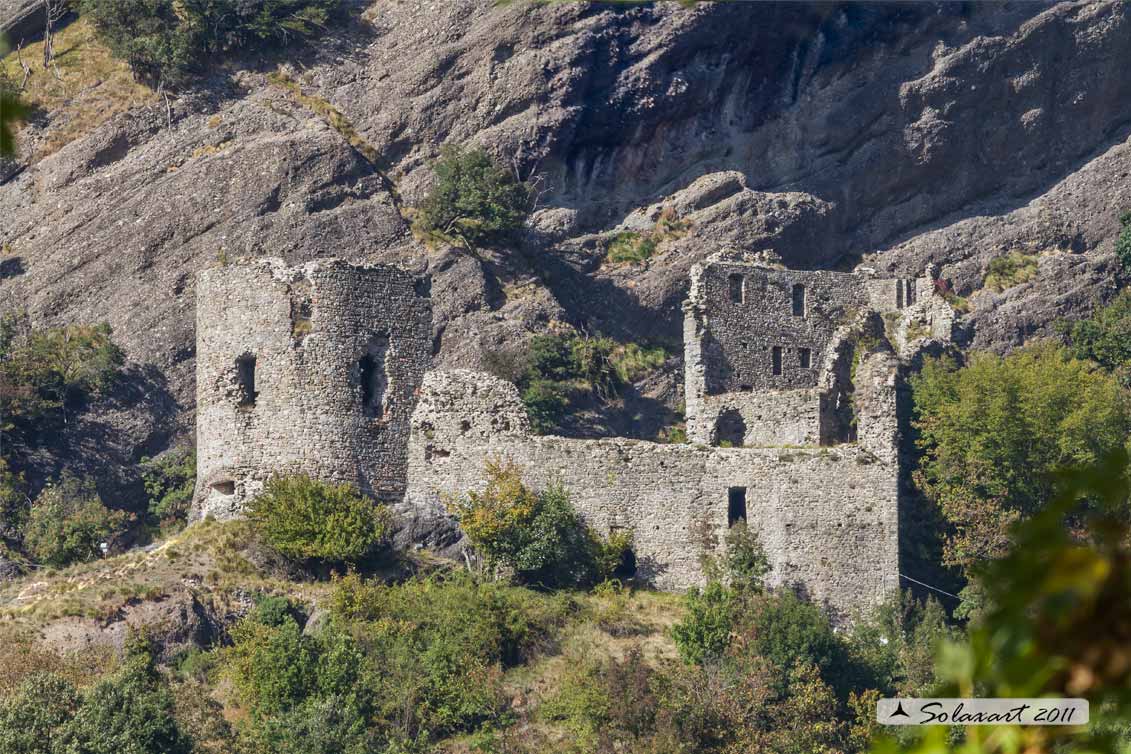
[{"x1": 194, "y1": 252, "x2": 953, "y2": 622}]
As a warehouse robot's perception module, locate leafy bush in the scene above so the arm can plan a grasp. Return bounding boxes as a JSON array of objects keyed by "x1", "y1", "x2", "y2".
[
  {"x1": 746, "y1": 589, "x2": 842, "y2": 688},
  {"x1": 247, "y1": 474, "x2": 389, "y2": 565},
  {"x1": 330, "y1": 572, "x2": 568, "y2": 742},
  {"x1": 510, "y1": 333, "x2": 667, "y2": 432},
  {"x1": 415, "y1": 144, "x2": 531, "y2": 247},
  {"x1": 671, "y1": 581, "x2": 735, "y2": 665},
  {"x1": 23, "y1": 476, "x2": 128, "y2": 567},
  {"x1": 1116, "y1": 211, "x2": 1131, "y2": 271},
  {"x1": 606, "y1": 231, "x2": 657, "y2": 264},
  {"x1": 911, "y1": 342, "x2": 1130, "y2": 572},
  {"x1": 1062, "y1": 288, "x2": 1131, "y2": 383},
  {"x1": 983, "y1": 250, "x2": 1039, "y2": 292},
  {"x1": 140, "y1": 447, "x2": 196, "y2": 530},
  {"x1": 0, "y1": 638, "x2": 192, "y2": 754},
  {"x1": 720, "y1": 522, "x2": 770, "y2": 593},
  {"x1": 0, "y1": 672, "x2": 79, "y2": 754},
  {"x1": 448, "y1": 461, "x2": 630, "y2": 588},
  {"x1": 520, "y1": 379, "x2": 570, "y2": 434},
  {"x1": 604, "y1": 206, "x2": 689, "y2": 266},
  {"x1": 0, "y1": 314, "x2": 123, "y2": 441},
  {"x1": 78, "y1": 0, "x2": 342, "y2": 86}
]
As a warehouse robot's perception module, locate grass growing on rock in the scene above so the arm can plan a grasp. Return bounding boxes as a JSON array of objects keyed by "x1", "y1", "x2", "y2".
[{"x1": 0, "y1": 18, "x2": 154, "y2": 160}]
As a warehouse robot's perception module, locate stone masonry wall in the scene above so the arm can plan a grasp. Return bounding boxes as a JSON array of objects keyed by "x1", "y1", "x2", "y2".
[
  {"x1": 403, "y1": 371, "x2": 900, "y2": 622},
  {"x1": 194, "y1": 258, "x2": 431, "y2": 518}
]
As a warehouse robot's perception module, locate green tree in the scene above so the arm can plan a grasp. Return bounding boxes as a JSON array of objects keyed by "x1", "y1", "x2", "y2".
[
  {"x1": 911, "y1": 342, "x2": 1130, "y2": 573},
  {"x1": 0, "y1": 672, "x2": 79, "y2": 754},
  {"x1": 56, "y1": 637, "x2": 192, "y2": 754},
  {"x1": 671, "y1": 581, "x2": 735, "y2": 666},
  {"x1": 415, "y1": 144, "x2": 531, "y2": 248},
  {"x1": 447, "y1": 461, "x2": 629, "y2": 588},
  {"x1": 23, "y1": 477, "x2": 128, "y2": 567},
  {"x1": 746, "y1": 589, "x2": 842, "y2": 691},
  {"x1": 1063, "y1": 288, "x2": 1131, "y2": 383},
  {"x1": 872, "y1": 449, "x2": 1131, "y2": 754},
  {"x1": 78, "y1": 0, "x2": 342, "y2": 86},
  {"x1": 247, "y1": 474, "x2": 389, "y2": 565},
  {"x1": 140, "y1": 447, "x2": 196, "y2": 529},
  {"x1": 1115, "y1": 211, "x2": 1131, "y2": 272},
  {"x1": 0, "y1": 87, "x2": 28, "y2": 158},
  {"x1": 0, "y1": 315, "x2": 124, "y2": 440}
]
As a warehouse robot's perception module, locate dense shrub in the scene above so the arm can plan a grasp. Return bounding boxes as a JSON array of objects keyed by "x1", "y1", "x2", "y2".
[
  {"x1": 1116, "y1": 211, "x2": 1131, "y2": 271},
  {"x1": 911, "y1": 342, "x2": 1130, "y2": 572},
  {"x1": 447, "y1": 461, "x2": 631, "y2": 588},
  {"x1": 247, "y1": 474, "x2": 389, "y2": 565},
  {"x1": 671, "y1": 581, "x2": 735, "y2": 666},
  {"x1": 140, "y1": 447, "x2": 196, "y2": 530},
  {"x1": 745, "y1": 589, "x2": 843, "y2": 688},
  {"x1": 0, "y1": 314, "x2": 123, "y2": 441},
  {"x1": 329, "y1": 572, "x2": 569, "y2": 743},
  {"x1": 1062, "y1": 288, "x2": 1131, "y2": 383},
  {"x1": 983, "y1": 250, "x2": 1039, "y2": 292},
  {"x1": 0, "y1": 638, "x2": 191, "y2": 754},
  {"x1": 78, "y1": 0, "x2": 342, "y2": 85},
  {"x1": 507, "y1": 333, "x2": 668, "y2": 433},
  {"x1": 415, "y1": 144, "x2": 531, "y2": 247},
  {"x1": 0, "y1": 672, "x2": 79, "y2": 754},
  {"x1": 23, "y1": 476, "x2": 128, "y2": 567}
]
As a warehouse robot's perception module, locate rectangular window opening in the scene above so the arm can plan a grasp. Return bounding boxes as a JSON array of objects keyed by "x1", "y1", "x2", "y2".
[
  {"x1": 791, "y1": 283, "x2": 806, "y2": 317},
  {"x1": 728, "y1": 487, "x2": 747, "y2": 528},
  {"x1": 360, "y1": 334, "x2": 390, "y2": 419},
  {"x1": 896, "y1": 280, "x2": 904, "y2": 309},
  {"x1": 728, "y1": 273, "x2": 745, "y2": 304},
  {"x1": 236, "y1": 354, "x2": 257, "y2": 407},
  {"x1": 771, "y1": 346, "x2": 782, "y2": 376},
  {"x1": 799, "y1": 347, "x2": 811, "y2": 369}
]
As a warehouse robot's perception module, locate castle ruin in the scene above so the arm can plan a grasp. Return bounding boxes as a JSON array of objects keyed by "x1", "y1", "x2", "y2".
[{"x1": 194, "y1": 252, "x2": 954, "y2": 622}]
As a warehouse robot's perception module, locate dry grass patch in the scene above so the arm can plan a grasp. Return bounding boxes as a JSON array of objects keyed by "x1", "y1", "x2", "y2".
[{"x1": 1, "y1": 18, "x2": 154, "y2": 159}]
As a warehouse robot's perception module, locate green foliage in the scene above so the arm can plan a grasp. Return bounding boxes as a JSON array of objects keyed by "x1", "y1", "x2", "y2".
[
  {"x1": 747, "y1": 589, "x2": 842, "y2": 687},
  {"x1": 606, "y1": 231, "x2": 657, "y2": 264},
  {"x1": 520, "y1": 379, "x2": 570, "y2": 434},
  {"x1": 59, "y1": 638, "x2": 192, "y2": 754},
  {"x1": 415, "y1": 144, "x2": 531, "y2": 248},
  {"x1": 140, "y1": 447, "x2": 195, "y2": 530},
  {"x1": 0, "y1": 672, "x2": 79, "y2": 754},
  {"x1": 23, "y1": 476, "x2": 128, "y2": 567},
  {"x1": 872, "y1": 449, "x2": 1131, "y2": 754},
  {"x1": 330, "y1": 572, "x2": 568, "y2": 743},
  {"x1": 0, "y1": 459, "x2": 27, "y2": 542},
  {"x1": 671, "y1": 581, "x2": 735, "y2": 665},
  {"x1": 512, "y1": 333, "x2": 667, "y2": 432},
  {"x1": 983, "y1": 250, "x2": 1039, "y2": 292},
  {"x1": 911, "y1": 342, "x2": 1130, "y2": 572},
  {"x1": 1062, "y1": 288, "x2": 1131, "y2": 383},
  {"x1": 604, "y1": 206, "x2": 690, "y2": 265},
  {"x1": 0, "y1": 638, "x2": 191, "y2": 754},
  {"x1": 447, "y1": 461, "x2": 631, "y2": 588},
  {"x1": 247, "y1": 474, "x2": 390, "y2": 565},
  {"x1": 0, "y1": 86, "x2": 28, "y2": 158},
  {"x1": 1115, "y1": 211, "x2": 1131, "y2": 272},
  {"x1": 78, "y1": 0, "x2": 342, "y2": 86},
  {"x1": 0, "y1": 314, "x2": 124, "y2": 441},
  {"x1": 721, "y1": 522, "x2": 770, "y2": 592}
]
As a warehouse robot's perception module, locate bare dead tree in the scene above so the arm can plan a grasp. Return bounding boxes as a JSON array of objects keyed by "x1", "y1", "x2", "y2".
[
  {"x1": 42, "y1": 0, "x2": 67, "y2": 71},
  {"x1": 15, "y1": 40, "x2": 31, "y2": 91}
]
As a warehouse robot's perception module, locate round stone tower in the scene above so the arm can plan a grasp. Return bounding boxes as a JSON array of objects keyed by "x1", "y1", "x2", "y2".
[{"x1": 193, "y1": 257, "x2": 432, "y2": 519}]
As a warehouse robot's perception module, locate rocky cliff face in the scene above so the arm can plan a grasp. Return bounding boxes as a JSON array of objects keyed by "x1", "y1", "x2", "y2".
[{"x1": 1, "y1": 0, "x2": 1129, "y2": 498}]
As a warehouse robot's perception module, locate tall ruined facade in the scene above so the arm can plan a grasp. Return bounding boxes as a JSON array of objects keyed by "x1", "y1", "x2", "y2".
[
  {"x1": 195, "y1": 254, "x2": 953, "y2": 622},
  {"x1": 193, "y1": 258, "x2": 432, "y2": 518}
]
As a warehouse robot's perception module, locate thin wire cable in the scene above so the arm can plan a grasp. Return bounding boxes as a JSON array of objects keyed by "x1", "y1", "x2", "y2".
[{"x1": 899, "y1": 572, "x2": 964, "y2": 602}]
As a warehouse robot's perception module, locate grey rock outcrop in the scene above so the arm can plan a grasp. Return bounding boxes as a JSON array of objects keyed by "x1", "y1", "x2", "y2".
[{"x1": 1, "y1": 0, "x2": 1129, "y2": 494}]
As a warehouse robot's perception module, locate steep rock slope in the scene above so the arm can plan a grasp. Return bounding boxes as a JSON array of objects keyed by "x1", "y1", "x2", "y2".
[{"x1": 1, "y1": 0, "x2": 1129, "y2": 493}]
